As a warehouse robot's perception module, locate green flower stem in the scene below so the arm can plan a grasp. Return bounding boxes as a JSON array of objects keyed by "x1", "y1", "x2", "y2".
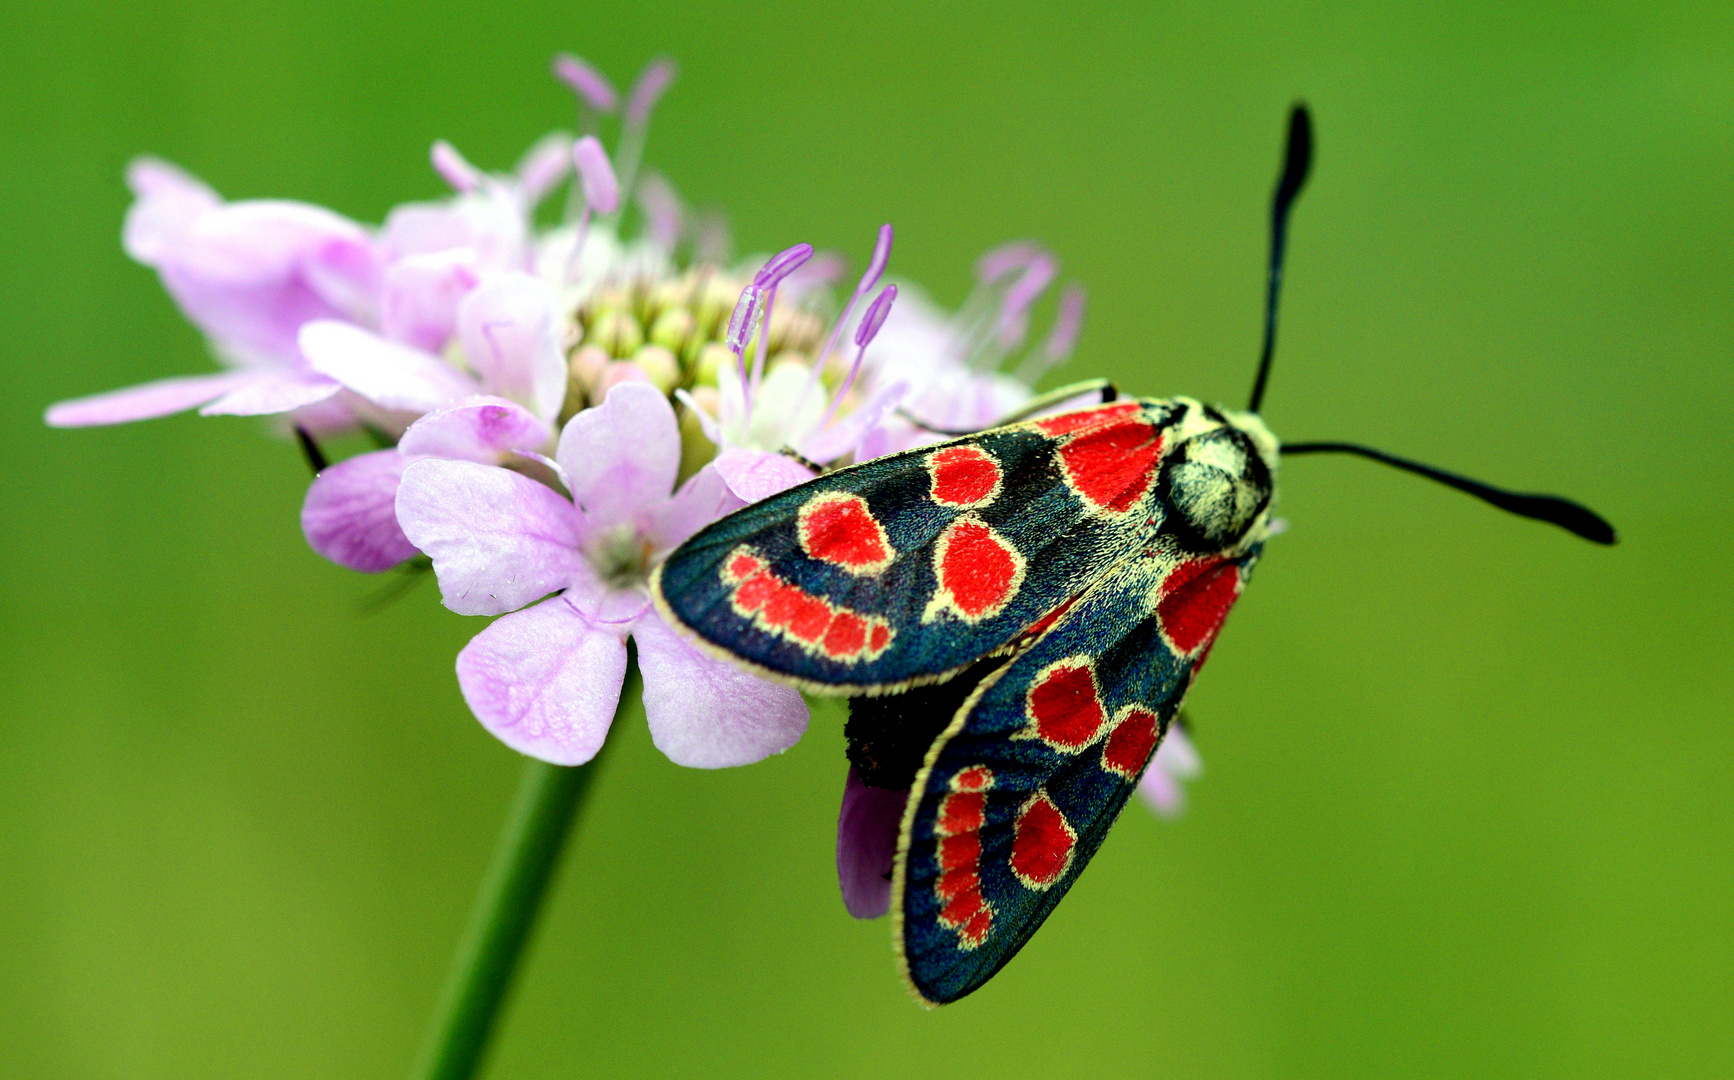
[{"x1": 411, "y1": 662, "x2": 634, "y2": 1080}]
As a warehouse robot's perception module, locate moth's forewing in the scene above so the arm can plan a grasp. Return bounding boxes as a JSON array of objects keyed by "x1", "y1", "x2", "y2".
[{"x1": 652, "y1": 398, "x2": 1186, "y2": 694}]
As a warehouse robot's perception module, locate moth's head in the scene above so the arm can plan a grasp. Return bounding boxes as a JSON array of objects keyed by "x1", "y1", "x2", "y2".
[{"x1": 1157, "y1": 398, "x2": 1277, "y2": 554}]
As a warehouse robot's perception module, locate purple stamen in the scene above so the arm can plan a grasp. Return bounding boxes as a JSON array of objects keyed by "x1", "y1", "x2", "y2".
[
  {"x1": 726, "y1": 285, "x2": 763, "y2": 357},
  {"x1": 753, "y1": 243, "x2": 815, "y2": 288},
  {"x1": 516, "y1": 134, "x2": 574, "y2": 206},
  {"x1": 572, "y1": 136, "x2": 620, "y2": 215},
  {"x1": 976, "y1": 240, "x2": 1042, "y2": 283},
  {"x1": 748, "y1": 282, "x2": 778, "y2": 402},
  {"x1": 636, "y1": 171, "x2": 685, "y2": 251},
  {"x1": 855, "y1": 283, "x2": 898, "y2": 348},
  {"x1": 995, "y1": 252, "x2": 1058, "y2": 349},
  {"x1": 863, "y1": 223, "x2": 895, "y2": 290},
  {"x1": 552, "y1": 53, "x2": 619, "y2": 113},
  {"x1": 626, "y1": 58, "x2": 678, "y2": 125},
  {"x1": 726, "y1": 284, "x2": 765, "y2": 419},
  {"x1": 814, "y1": 284, "x2": 897, "y2": 436},
  {"x1": 431, "y1": 140, "x2": 484, "y2": 193},
  {"x1": 799, "y1": 224, "x2": 895, "y2": 419},
  {"x1": 1043, "y1": 284, "x2": 1087, "y2": 360}
]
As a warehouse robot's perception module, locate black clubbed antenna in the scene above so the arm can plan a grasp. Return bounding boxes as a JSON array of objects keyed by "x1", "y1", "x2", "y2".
[
  {"x1": 1282, "y1": 441, "x2": 1617, "y2": 544},
  {"x1": 1247, "y1": 104, "x2": 1313, "y2": 414}
]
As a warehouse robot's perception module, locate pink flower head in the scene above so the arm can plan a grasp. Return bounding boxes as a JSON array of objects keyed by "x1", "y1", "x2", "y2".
[{"x1": 396, "y1": 382, "x2": 808, "y2": 766}]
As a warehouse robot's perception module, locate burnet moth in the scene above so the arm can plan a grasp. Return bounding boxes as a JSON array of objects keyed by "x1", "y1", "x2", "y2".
[{"x1": 651, "y1": 105, "x2": 1615, "y2": 1006}]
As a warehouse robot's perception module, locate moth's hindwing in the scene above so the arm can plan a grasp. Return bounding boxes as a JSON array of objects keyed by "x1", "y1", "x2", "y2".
[
  {"x1": 894, "y1": 540, "x2": 1261, "y2": 1005},
  {"x1": 652, "y1": 398, "x2": 1185, "y2": 693}
]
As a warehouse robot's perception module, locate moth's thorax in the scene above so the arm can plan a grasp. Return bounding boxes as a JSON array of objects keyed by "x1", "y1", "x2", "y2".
[{"x1": 1137, "y1": 396, "x2": 1278, "y2": 555}]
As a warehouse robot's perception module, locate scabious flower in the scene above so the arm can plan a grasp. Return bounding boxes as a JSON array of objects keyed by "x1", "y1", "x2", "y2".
[
  {"x1": 44, "y1": 51, "x2": 1138, "y2": 788},
  {"x1": 396, "y1": 382, "x2": 807, "y2": 767}
]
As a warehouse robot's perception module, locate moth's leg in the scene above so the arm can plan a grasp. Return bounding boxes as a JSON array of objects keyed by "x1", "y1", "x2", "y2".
[
  {"x1": 896, "y1": 378, "x2": 1120, "y2": 437},
  {"x1": 776, "y1": 446, "x2": 823, "y2": 474}
]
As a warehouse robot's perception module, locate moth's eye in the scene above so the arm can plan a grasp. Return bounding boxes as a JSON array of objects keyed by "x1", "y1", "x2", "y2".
[{"x1": 1163, "y1": 428, "x2": 1272, "y2": 550}]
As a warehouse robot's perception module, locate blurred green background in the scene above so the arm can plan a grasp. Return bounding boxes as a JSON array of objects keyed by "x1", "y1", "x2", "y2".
[{"x1": 3, "y1": 1, "x2": 1731, "y2": 1076}]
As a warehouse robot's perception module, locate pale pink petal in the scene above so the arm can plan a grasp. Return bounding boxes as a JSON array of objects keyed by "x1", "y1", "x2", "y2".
[
  {"x1": 299, "y1": 320, "x2": 478, "y2": 413},
  {"x1": 303, "y1": 234, "x2": 383, "y2": 326},
  {"x1": 300, "y1": 450, "x2": 417, "y2": 572},
  {"x1": 381, "y1": 193, "x2": 527, "y2": 273},
  {"x1": 288, "y1": 394, "x2": 363, "y2": 437},
  {"x1": 197, "y1": 367, "x2": 342, "y2": 416},
  {"x1": 396, "y1": 458, "x2": 584, "y2": 616},
  {"x1": 563, "y1": 574, "x2": 651, "y2": 626},
  {"x1": 712, "y1": 447, "x2": 815, "y2": 503},
  {"x1": 556, "y1": 382, "x2": 680, "y2": 532},
  {"x1": 642, "y1": 464, "x2": 745, "y2": 553},
  {"x1": 122, "y1": 157, "x2": 221, "y2": 266},
  {"x1": 397, "y1": 396, "x2": 550, "y2": 463},
  {"x1": 798, "y1": 379, "x2": 910, "y2": 464},
  {"x1": 157, "y1": 200, "x2": 381, "y2": 361},
  {"x1": 456, "y1": 272, "x2": 567, "y2": 423},
  {"x1": 456, "y1": 597, "x2": 628, "y2": 766},
  {"x1": 631, "y1": 610, "x2": 808, "y2": 768},
  {"x1": 380, "y1": 249, "x2": 480, "y2": 353},
  {"x1": 45, "y1": 371, "x2": 254, "y2": 427},
  {"x1": 836, "y1": 768, "x2": 908, "y2": 919}
]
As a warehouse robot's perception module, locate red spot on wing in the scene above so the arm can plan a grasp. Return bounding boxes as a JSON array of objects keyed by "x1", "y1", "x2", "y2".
[
  {"x1": 938, "y1": 790, "x2": 986, "y2": 836},
  {"x1": 1057, "y1": 418, "x2": 1164, "y2": 513},
  {"x1": 868, "y1": 623, "x2": 892, "y2": 655},
  {"x1": 720, "y1": 545, "x2": 894, "y2": 664},
  {"x1": 1025, "y1": 660, "x2": 1105, "y2": 750},
  {"x1": 931, "y1": 518, "x2": 1022, "y2": 621},
  {"x1": 798, "y1": 492, "x2": 892, "y2": 574},
  {"x1": 935, "y1": 767, "x2": 995, "y2": 949},
  {"x1": 1157, "y1": 557, "x2": 1243, "y2": 655},
  {"x1": 1010, "y1": 792, "x2": 1076, "y2": 890},
  {"x1": 1101, "y1": 708, "x2": 1159, "y2": 779},
  {"x1": 938, "y1": 831, "x2": 981, "y2": 871},
  {"x1": 1033, "y1": 400, "x2": 1142, "y2": 436},
  {"x1": 762, "y1": 580, "x2": 833, "y2": 643},
  {"x1": 929, "y1": 445, "x2": 1001, "y2": 508},
  {"x1": 952, "y1": 764, "x2": 993, "y2": 791},
  {"x1": 822, "y1": 612, "x2": 867, "y2": 658},
  {"x1": 724, "y1": 552, "x2": 765, "y2": 582}
]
